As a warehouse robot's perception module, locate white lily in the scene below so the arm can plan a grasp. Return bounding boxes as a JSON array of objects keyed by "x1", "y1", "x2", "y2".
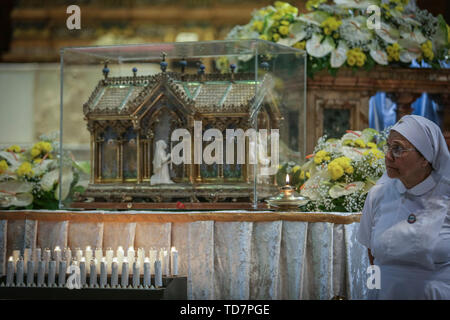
[
  {"x1": 297, "y1": 11, "x2": 330, "y2": 26},
  {"x1": 329, "y1": 181, "x2": 365, "y2": 199},
  {"x1": 369, "y1": 42, "x2": 389, "y2": 65},
  {"x1": 331, "y1": 41, "x2": 349, "y2": 68},
  {"x1": 278, "y1": 21, "x2": 307, "y2": 47},
  {"x1": 334, "y1": 0, "x2": 380, "y2": 9},
  {"x1": 400, "y1": 28, "x2": 427, "y2": 45},
  {"x1": 306, "y1": 33, "x2": 335, "y2": 58},
  {"x1": 375, "y1": 22, "x2": 400, "y2": 44},
  {"x1": 340, "y1": 17, "x2": 373, "y2": 42}
]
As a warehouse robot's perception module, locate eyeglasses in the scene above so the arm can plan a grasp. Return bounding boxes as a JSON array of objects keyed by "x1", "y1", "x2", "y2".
[{"x1": 383, "y1": 144, "x2": 416, "y2": 158}]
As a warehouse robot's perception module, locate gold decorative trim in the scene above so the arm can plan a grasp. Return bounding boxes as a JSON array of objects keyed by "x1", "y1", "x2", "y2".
[{"x1": 0, "y1": 210, "x2": 361, "y2": 224}]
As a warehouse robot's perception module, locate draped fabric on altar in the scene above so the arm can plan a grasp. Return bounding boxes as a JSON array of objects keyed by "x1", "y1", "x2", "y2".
[
  {"x1": 369, "y1": 92, "x2": 397, "y2": 131},
  {"x1": 411, "y1": 93, "x2": 442, "y2": 128},
  {"x1": 0, "y1": 214, "x2": 371, "y2": 300},
  {"x1": 369, "y1": 92, "x2": 442, "y2": 131},
  {"x1": 369, "y1": 59, "x2": 448, "y2": 131}
]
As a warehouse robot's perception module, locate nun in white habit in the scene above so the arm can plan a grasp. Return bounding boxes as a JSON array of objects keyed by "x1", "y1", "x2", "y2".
[{"x1": 357, "y1": 115, "x2": 450, "y2": 300}]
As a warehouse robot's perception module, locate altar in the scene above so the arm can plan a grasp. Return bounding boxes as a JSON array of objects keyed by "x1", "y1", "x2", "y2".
[{"x1": 0, "y1": 210, "x2": 370, "y2": 300}]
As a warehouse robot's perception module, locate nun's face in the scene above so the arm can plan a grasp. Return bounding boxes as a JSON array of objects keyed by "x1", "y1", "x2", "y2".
[{"x1": 385, "y1": 130, "x2": 430, "y2": 188}]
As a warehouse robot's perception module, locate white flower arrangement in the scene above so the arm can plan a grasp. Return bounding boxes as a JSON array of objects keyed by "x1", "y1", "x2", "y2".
[
  {"x1": 224, "y1": 0, "x2": 450, "y2": 77},
  {"x1": 277, "y1": 128, "x2": 388, "y2": 212},
  {"x1": 0, "y1": 132, "x2": 89, "y2": 209}
]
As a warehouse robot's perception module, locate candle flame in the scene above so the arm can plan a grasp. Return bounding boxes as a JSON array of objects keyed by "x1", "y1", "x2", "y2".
[
  {"x1": 171, "y1": 246, "x2": 177, "y2": 252},
  {"x1": 86, "y1": 246, "x2": 91, "y2": 250},
  {"x1": 8, "y1": 256, "x2": 13, "y2": 262},
  {"x1": 54, "y1": 246, "x2": 61, "y2": 251},
  {"x1": 144, "y1": 257, "x2": 150, "y2": 262},
  {"x1": 286, "y1": 174, "x2": 290, "y2": 185}
]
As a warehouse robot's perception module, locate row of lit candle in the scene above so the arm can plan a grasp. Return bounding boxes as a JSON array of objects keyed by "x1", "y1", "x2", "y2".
[
  {"x1": 2, "y1": 256, "x2": 167, "y2": 289},
  {"x1": 7, "y1": 245, "x2": 178, "y2": 277}
]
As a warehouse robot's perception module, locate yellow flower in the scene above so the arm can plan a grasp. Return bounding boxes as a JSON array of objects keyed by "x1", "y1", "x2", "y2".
[
  {"x1": 272, "y1": 33, "x2": 280, "y2": 42},
  {"x1": 367, "y1": 142, "x2": 377, "y2": 149},
  {"x1": 347, "y1": 56, "x2": 356, "y2": 66},
  {"x1": 33, "y1": 158, "x2": 42, "y2": 164},
  {"x1": 7, "y1": 145, "x2": 21, "y2": 153},
  {"x1": 0, "y1": 160, "x2": 9, "y2": 174},
  {"x1": 252, "y1": 20, "x2": 264, "y2": 33},
  {"x1": 40, "y1": 142, "x2": 52, "y2": 153},
  {"x1": 421, "y1": 40, "x2": 434, "y2": 61},
  {"x1": 259, "y1": 34, "x2": 268, "y2": 41},
  {"x1": 314, "y1": 150, "x2": 330, "y2": 165},
  {"x1": 387, "y1": 43, "x2": 401, "y2": 62},
  {"x1": 306, "y1": 172, "x2": 310, "y2": 179},
  {"x1": 31, "y1": 147, "x2": 41, "y2": 158},
  {"x1": 300, "y1": 170, "x2": 305, "y2": 180},
  {"x1": 292, "y1": 165, "x2": 301, "y2": 173},
  {"x1": 354, "y1": 139, "x2": 366, "y2": 148},
  {"x1": 345, "y1": 166, "x2": 354, "y2": 174},
  {"x1": 321, "y1": 17, "x2": 342, "y2": 35},
  {"x1": 16, "y1": 162, "x2": 34, "y2": 177},
  {"x1": 278, "y1": 25, "x2": 290, "y2": 36},
  {"x1": 329, "y1": 164, "x2": 344, "y2": 180},
  {"x1": 293, "y1": 41, "x2": 306, "y2": 50}
]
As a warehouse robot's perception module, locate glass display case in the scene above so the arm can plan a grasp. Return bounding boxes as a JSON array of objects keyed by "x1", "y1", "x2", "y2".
[{"x1": 59, "y1": 39, "x2": 306, "y2": 210}]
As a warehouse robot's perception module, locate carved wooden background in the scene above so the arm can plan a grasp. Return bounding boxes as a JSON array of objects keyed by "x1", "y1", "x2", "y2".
[{"x1": 306, "y1": 67, "x2": 450, "y2": 154}]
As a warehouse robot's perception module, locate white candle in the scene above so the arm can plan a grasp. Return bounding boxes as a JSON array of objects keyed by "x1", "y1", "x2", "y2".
[
  {"x1": 95, "y1": 248, "x2": 102, "y2": 274},
  {"x1": 111, "y1": 258, "x2": 119, "y2": 287},
  {"x1": 132, "y1": 262, "x2": 140, "y2": 288},
  {"x1": 162, "y1": 249, "x2": 169, "y2": 276},
  {"x1": 33, "y1": 247, "x2": 41, "y2": 262},
  {"x1": 75, "y1": 248, "x2": 83, "y2": 262},
  {"x1": 171, "y1": 247, "x2": 178, "y2": 276},
  {"x1": 100, "y1": 258, "x2": 107, "y2": 288},
  {"x1": 127, "y1": 246, "x2": 135, "y2": 265},
  {"x1": 6, "y1": 256, "x2": 14, "y2": 286},
  {"x1": 64, "y1": 247, "x2": 72, "y2": 266},
  {"x1": 37, "y1": 260, "x2": 45, "y2": 287},
  {"x1": 154, "y1": 260, "x2": 162, "y2": 287},
  {"x1": 43, "y1": 248, "x2": 51, "y2": 273},
  {"x1": 105, "y1": 248, "x2": 114, "y2": 274},
  {"x1": 89, "y1": 259, "x2": 97, "y2": 287},
  {"x1": 16, "y1": 258, "x2": 24, "y2": 286},
  {"x1": 24, "y1": 248, "x2": 32, "y2": 273},
  {"x1": 79, "y1": 258, "x2": 86, "y2": 286},
  {"x1": 54, "y1": 246, "x2": 61, "y2": 273},
  {"x1": 58, "y1": 260, "x2": 66, "y2": 287},
  {"x1": 137, "y1": 248, "x2": 144, "y2": 275},
  {"x1": 85, "y1": 246, "x2": 93, "y2": 272},
  {"x1": 143, "y1": 258, "x2": 151, "y2": 287},
  {"x1": 149, "y1": 248, "x2": 157, "y2": 274},
  {"x1": 121, "y1": 258, "x2": 129, "y2": 288},
  {"x1": 12, "y1": 250, "x2": 20, "y2": 264},
  {"x1": 47, "y1": 260, "x2": 56, "y2": 286},
  {"x1": 33, "y1": 248, "x2": 41, "y2": 274},
  {"x1": 26, "y1": 260, "x2": 34, "y2": 286},
  {"x1": 117, "y1": 246, "x2": 124, "y2": 274}
]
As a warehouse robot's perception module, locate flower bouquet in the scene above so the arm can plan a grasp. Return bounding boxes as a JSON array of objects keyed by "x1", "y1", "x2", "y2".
[
  {"x1": 0, "y1": 133, "x2": 89, "y2": 210},
  {"x1": 277, "y1": 128, "x2": 387, "y2": 212},
  {"x1": 224, "y1": 0, "x2": 449, "y2": 77}
]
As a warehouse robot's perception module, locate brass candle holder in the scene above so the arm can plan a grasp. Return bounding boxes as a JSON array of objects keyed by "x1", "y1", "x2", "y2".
[{"x1": 265, "y1": 175, "x2": 309, "y2": 211}]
